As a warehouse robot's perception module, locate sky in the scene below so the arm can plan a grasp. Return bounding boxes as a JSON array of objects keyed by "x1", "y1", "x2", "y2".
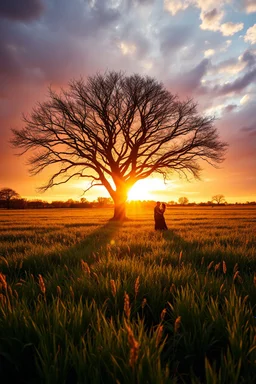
[{"x1": 0, "y1": 0, "x2": 255, "y2": 203}]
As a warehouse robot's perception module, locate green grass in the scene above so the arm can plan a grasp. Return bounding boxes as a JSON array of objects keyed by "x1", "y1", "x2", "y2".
[{"x1": 0, "y1": 206, "x2": 255, "y2": 383}]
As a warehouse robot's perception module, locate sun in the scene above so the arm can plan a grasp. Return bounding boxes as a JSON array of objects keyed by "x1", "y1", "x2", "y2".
[{"x1": 127, "y1": 178, "x2": 169, "y2": 201}]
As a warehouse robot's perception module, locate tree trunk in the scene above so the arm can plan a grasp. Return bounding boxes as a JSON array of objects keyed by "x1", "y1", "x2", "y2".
[
  {"x1": 112, "y1": 201, "x2": 127, "y2": 221},
  {"x1": 111, "y1": 188, "x2": 128, "y2": 221}
]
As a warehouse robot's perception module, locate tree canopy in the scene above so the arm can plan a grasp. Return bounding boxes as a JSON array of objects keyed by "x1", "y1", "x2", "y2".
[
  {"x1": 212, "y1": 194, "x2": 226, "y2": 204},
  {"x1": 11, "y1": 71, "x2": 227, "y2": 219},
  {"x1": 0, "y1": 188, "x2": 20, "y2": 209}
]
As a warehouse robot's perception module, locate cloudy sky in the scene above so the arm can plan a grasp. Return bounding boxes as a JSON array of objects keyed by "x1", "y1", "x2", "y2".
[{"x1": 0, "y1": 0, "x2": 255, "y2": 203}]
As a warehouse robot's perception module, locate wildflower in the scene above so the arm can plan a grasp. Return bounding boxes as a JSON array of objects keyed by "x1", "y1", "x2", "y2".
[
  {"x1": 124, "y1": 292, "x2": 131, "y2": 319},
  {"x1": 174, "y1": 316, "x2": 181, "y2": 333},
  {"x1": 134, "y1": 276, "x2": 140, "y2": 298},
  {"x1": 38, "y1": 274, "x2": 46, "y2": 294},
  {"x1": 126, "y1": 325, "x2": 139, "y2": 368},
  {"x1": 110, "y1": 279, "x2": 117, "y2": 297},
  {"x1": 223, "y1": 261, "x2": 227, "y2": 274}
]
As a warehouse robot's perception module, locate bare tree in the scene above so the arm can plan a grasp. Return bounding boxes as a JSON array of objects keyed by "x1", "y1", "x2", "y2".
[
  {"x1": 212, "y1": 194, "x2": 226, "y2": 205},
  {"x1": 11, "y1": 72, "x2": 227, "y2": 220},
  {"x1": 0, "y1": 188, "x2": 20, "y2": 209},
  {"x1": 178, "y1": 196, "x2": 189, "y2": 205}
]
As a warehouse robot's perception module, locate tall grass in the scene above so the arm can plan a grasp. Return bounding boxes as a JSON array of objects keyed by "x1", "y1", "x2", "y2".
[{"x1": 0, "y1": 206, "x2": 255, "y2": 383}]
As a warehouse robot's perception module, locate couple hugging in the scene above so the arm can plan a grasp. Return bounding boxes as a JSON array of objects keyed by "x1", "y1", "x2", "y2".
[{"x1": 154, "y1": 201, "x2": 168, "y2": 230}]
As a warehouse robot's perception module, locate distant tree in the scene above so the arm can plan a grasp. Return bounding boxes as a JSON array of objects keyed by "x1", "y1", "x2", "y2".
[
  {"x1": 11, "y1": 71, "x2": 227, "y2": 220},
  {"x1": 97, "y1": 197, "x2": 113, "y2": 207},
  {"x1": 212, "y1": 194, "x2": 226, "y2": 205},
  {"x1": 178, "y1": 196, "x2": 189, "y2": 205},
  {"x1": 0, "y1": 188, "x2": 20, "y2": 209}
]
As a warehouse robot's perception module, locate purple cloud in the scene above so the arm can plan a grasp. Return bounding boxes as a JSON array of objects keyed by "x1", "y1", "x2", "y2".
[
  {"x1": 0, "y1": 0, "x2": 44, "y2": 21},
  {"x1": 215, "y1": 67, "x2": 256, "y2": 95}
]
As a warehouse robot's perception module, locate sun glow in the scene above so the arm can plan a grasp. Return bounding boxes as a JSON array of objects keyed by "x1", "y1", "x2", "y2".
[{"x1": 128, "y1": 178, "x2": 170, "y2": 201}]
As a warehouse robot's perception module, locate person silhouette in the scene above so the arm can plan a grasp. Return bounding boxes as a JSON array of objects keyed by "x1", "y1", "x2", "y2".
[
  {"x1": 160, "y1": 203, "x2": 168, "y2": 230},
  {"x1": 154, "y1": 202, "x2": 168, "y2": 230}
]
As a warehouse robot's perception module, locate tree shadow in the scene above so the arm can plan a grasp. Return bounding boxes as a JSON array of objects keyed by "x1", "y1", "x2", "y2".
[
  {"x1": 2, "y1": 220, "x2": 123, "y2": 279},
  {"x1": 161, "y1": 228, "x2": 256, "y2": 273}
]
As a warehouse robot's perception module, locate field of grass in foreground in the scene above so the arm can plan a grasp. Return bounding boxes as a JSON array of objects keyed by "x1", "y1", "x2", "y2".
[{"x1": 0, "y1": 206, "x2": 255, "y2": 384}]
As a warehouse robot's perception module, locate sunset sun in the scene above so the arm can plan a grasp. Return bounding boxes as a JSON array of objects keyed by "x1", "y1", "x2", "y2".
[{"x1": 128, "y1": 178, "x2": 169, "y2": 201}]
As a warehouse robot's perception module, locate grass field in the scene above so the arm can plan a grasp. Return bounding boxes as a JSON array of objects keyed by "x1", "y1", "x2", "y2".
[{"x1": 0, "y1": 206, "x2": 255, "y2": 383}]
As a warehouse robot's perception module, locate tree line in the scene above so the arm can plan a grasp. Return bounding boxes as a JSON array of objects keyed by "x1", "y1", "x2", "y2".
[{"x1": 0, "y1": 188, "x2": 255, "y2": 210}]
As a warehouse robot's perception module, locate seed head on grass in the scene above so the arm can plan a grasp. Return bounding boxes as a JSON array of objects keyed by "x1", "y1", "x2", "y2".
[
  {"x1": 0, "y1": 273, "x2": 7, "y2": 291},
  {"x1": 70, "y1": 286, "x2": 74, "y2": 298},
  {"x1": 81, "y1": 260, "x2": 91, "y2": 275},
  {"x1": 233, "y1": 270, "x2": 243, "y2": 284},
  {"x1": 134, "y1": 276, "x2": 140, "y2": 298},
  {"x1": 207, "y1": 261, "x2": 214, "y2": 271},
  {"x1": 124, "y1": 292, "x2": 131, "y2": 319},
  {"x1": 38, "y1": 274, "x2": 46, "y2": 295},
  {"x1": 174, "y1": 316, "x2": 181, "y2": 333},
  {"x1": 126, "y1": 324, "x2": 139, "y2": 368},
  {"x1": 179, "y1": 251, "x2": 183, "y2": 267},
  {"x1": 214, "y1": 262, "x2": 220, "y2": 272},
  {"x1": 92, "y1": 272, "x2": 100, "y2": 285},
  {"x1": 57, "y1": 286, "x2": 62, "y2": 297},
  {"x1": 223, "y1": 261, "x2": 227, "y2": 274},
  {"x1": 161, "y1": 308, "x2": 167, "y2": 321},
  {"x1": 110, "y1": 279, "x2": 117, "y2": 297},
  {"x1": 253, "y1": 274, "x2": 256, "y2": 287}
]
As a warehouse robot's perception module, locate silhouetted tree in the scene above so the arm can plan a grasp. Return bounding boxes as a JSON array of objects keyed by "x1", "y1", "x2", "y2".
[
  {"x1": 11, "y1": 72, "x2": 227, "y2": 220},
  {"x1": 178, "y1": 196, "x2": 189, "y2": 205},
  {"x1": 97, "y1": 197, "x2": 113, "y2": 207},
  {"x1": 0, "y1": 188, "x2": 20, "y2": 209},
  {"x1": 212, "y1": 194, "x2": 226, "y2": 205}
]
